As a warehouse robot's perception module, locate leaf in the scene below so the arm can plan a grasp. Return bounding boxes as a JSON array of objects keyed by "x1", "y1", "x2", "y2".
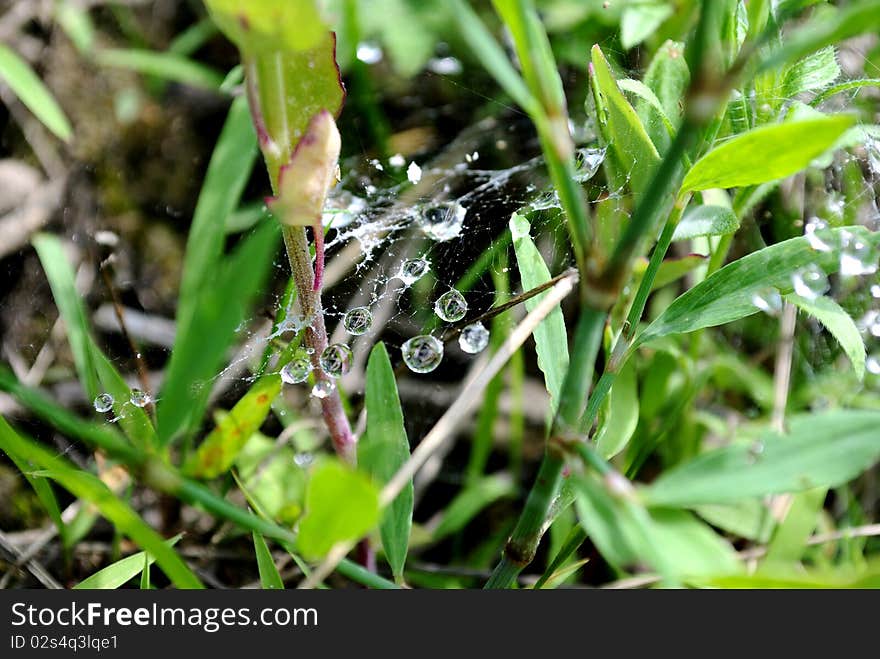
[
  {"x1": 637, "y1": 226, "x2": 880, "y2": 347},
  {"x1": 205, "y1": 0, "x2": 326, "y2": 54},
  {"x1": 759, "y1": 1, "x2": 880, "y2": 75},
  {"x1": 781, "y1": 46, "x2": 839, "y2": 98},
  {"x1": 681, "y1": 115, "x2": 854, "y2": 193},
  {"x1": 618, "y1": 78, "x2": 676, "y2": 142},
  {"x1": 32, "y1": 234, "x2": 99, "y2": 399},
  {"x1": 811, "y1": 78, "x2": 880, "y2": 106},
  {"x1": 672, "y1": 205, "x2": 739, "y2": 241},
  {"x1": 763, "y1": 488, "x2": 826, "y2": 565},
  {"x1": 431, "y1": 474, "x2": 515, "y2": 542},
  {"x1": 94, "y1": 49, "x2": 225, "y2": 90},
  {"x1": 785, "y1": 293, "x2": 866, "y2": 380},
  {"x1": 639, "y1": 40, "x2": 688, "y2": 152},
  {"x1": 647, "y1": 254, "x2": 707, "y2": 290},
  {"x1": 0, "y1": 44, "x2": 72, "y2": 141},
  {"x1": 620, "y1": 3, "x2": 673, "y2": 50},
  {"x1": 54, "y1": 0, "x2": 96, "y2": 54},
  {"x1": 359, "y1": 343, "x2": 412, "y2": 580},
  {"x1": 158, "y1": 218, "x2": 280, "y2": 445},
  {"x1": 74, "y1": 535, "x2": 182, "y2": 589},
  {"x1": 0, "y1": 417, "x2": 202, "y2": 588},
  {"x1": 185, "y1": 375, "x2": 282, "y2": 478},
  {"x1": 589, "y1": 45, "x2": 661, "y2": 195},
  {"x1": 695, "y1": 501, "x2": 774, "y2": 542},
  {"x1": 510, "y1": 213, "x2": 569, "y2": 409},
  {"x1": 297, "y1": 459, "x2": 380, "y2": 560},
  {"x1": 643, "y1": 410, "x2": 880, "y2": 507},
  {"x1": 4, "y1": 450, "x2": 67, "y2": 548},
  {"x1": 595, "y1": 361, "x2": 639, "y2": 459},
  {"x1": 253, "y1": 532, "x2": 285, "y2": 589},
  {"x1": 175, "y1": 96, "x2": 258, "y2": 346}
]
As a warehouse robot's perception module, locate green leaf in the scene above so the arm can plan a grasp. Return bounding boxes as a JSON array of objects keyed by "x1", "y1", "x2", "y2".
[
  {"x1": 510, "y1": 213, "x2": 569, "y2": 409},
  {"x1": 297, "y1": 459, "x2": 380, "y2": 560},
  {"x1": 431, "y1": 474, "x2": 515, "y2": 542},
  {"x1": 785, "y1": 293, "x2": 865, "y2": 380},
  {"x1": 175, "y1": 96, "x2": 258, "y2": 347},
  {"x1": 205, "y1": 0, "x2": 326, "y2": 54},
  {"x1": 641, "y1": 40, "x2": 688, "y2": 135},
  {"x1": 620, "y1": 2, "x2": 673, "y2": 50},
  {"x1": 781, "y1": 46, "x2": 839, "y2": 98},
  {"x1": 94, "y1": 49, "x2": 225, "y2": 90},
  {"x1": 4, "y1": 450, "x2": 67, "y2": 548},
  {"x1": 185, "y1": 376, "x2": 282, "y2": 478},
  {"x1": 74, "y1": 535, "x2": 182, "y2": 589},
  {"x1": 0, "y1": 417, "x2": 202, "y2": 588},
  {"x1": 811, "y1": 78, "x2": 880, "y2": 106},
  {"x1": 589, "y1": 45, "x2": 660, "y2": 195},
  {"x1": 158, "y1": 218, "x2": 280, "y2": 445},
  {"x1": 672, "y1": 205, "x2": 739, "y2": 241},
  {"x1": 359, "y1": 343, "x2": 412, "y2": 579},
  {"x1": 55, "y1": 0, "x2": 96, "y2": 54},
  {"x1": 648, "y1": 254, "x2": 707, "y2": 290},
  {"x1": 637, "y1": 226, "x2": 880, "y2": 347},
  {"x1": 643, "y1": 410, "x2": 880, "y2": 507},
  {"x1": 695, "y1": 501, "x2": 774, "y2": 542},
  {"x1": 681, "y1": 116, "x2": 854, "y2": 193},
  {"x1": 0, "y1": 44, "x2": 72, "y2": 141},
  {"x1": 32, "y1": 233, "x2": 99, "y2": 399},
  {"x1": 595, "y1": 361, "x2": 638, "y2": 459},
  {"x1": 253, "y1": 532, "x2": 285, "y2": 589},
  {"x1": 618, "y1": 78, "x2": 676, "y2": 142},
  {"x1": 759, "y1": 1, "x2": 880, "y2": 75},
  {"x1": 763, "y1": 488, "x2": 826, "y2": 565}
]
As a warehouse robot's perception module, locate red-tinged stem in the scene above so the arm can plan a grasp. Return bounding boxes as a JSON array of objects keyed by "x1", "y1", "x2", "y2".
[
  {"x1": 282, "y1": 225, "x2": 356, "y2": 464},
  {"x1": 312, "y1": 221, "x2": 325, "y2": 292}
]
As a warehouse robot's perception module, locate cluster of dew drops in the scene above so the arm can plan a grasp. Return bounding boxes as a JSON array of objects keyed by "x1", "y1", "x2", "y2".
[
  {"x1": 92, "y1": 388, "x2": 152, "y2": 416},
  {"x1": 750, "y1": 217, "x2": 880, "y2": 375}
]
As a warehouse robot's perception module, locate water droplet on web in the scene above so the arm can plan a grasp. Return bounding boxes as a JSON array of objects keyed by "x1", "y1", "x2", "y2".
[
  {"x1": 804, "y1": 217, "x2": 832, "y2": 252},
  {"x1": 751, "y1": 287, "x2": 783, "y2": 316},
  {"x1": 427, "y1": 56, "x2": 463, "y2": 75},
  {"x1": 459, "y1": 322, "x2": 490, "y2": 354},
  {"x1": 281, "y1": 356, "x2": 312, "y2": 384},
  {"x1": 356, "y1": 42, "x2": 383, "y2": 64},
  {"x1": 867, "y1": 352, "x2": 880, "y2": 375},
  {"x1": 866, "y1": 137, "x2": 880, "y2": 176},
  {"x1": 319, "y1": 344, "x2": 353, "y2": 378},
  {"x1": 839, "y1": 230, "x2": 877, "y2": 276},
  {"x1": 871, "y1": 284, "x2": 880, "y2": 298},
  {"x1": 129, "y1": 389, "x2": 151, "y2": 408},
  {"x1": 93, "y1": 393, "x2": 114, "y2": 413},
  {"x1": 419, "y1": 201, "x2": 466, "y2": 242},
  {"x1": 389, "y1": 153, "x2": 405, "y2": 168},
  {"x1": 465, "y1": 151, "x2": 479, "y2": 163},
  {"x1": 434, "y1": 289, "x2": 468, "y2": 322},
  {"x1": 369, "y1": 158, "x2": 384, "y2": 171},
  {"x1": 407, "y1": 161, "x2": 422, "y2": 184},
  {"x1": 792, "y1": 264, "x2": 829, "y2": 300},
  {"x1": 304, "y1": 346, "x2": 315, "y2": 355},
  {"x1": 294, "y1": 452, "x2": 314, "y2": 468},
  {"x1": 94, "y1": 230, "x2": 119, "y2": 247},
  {"x1": 402, "y1": 335, "x2": 444, "y2": 373},
  {"x1": 343, "y1": 306, "x2": 373, "y2": 336},
  {"x1": 572, "y1": 147, "x2": 606, "y2": 182},
  {"x1": 311, "y1": 380, "x2": 335, "y2": 399},
  {"x1": 396, "y1": 258, "x2": 430, "y2": 285}
]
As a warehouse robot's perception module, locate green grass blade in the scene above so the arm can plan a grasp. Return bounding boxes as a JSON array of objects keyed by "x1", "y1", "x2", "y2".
[
  {"x1": 681, "y1": 115, "x2": 854, "y2": 193},
  {"x1": 0, "y1": 44, "x2": 72, "y2": 141},
  {"x1": 74, "y1": 535, "x2": 182, "y2": 589},
  {"x1": 643, "y1": 410, "x2": 880, "y2": 507},
  {"x1": 94, "y1": 49, "x2": 225, "y2": 90},
  {"x1": 762, "y1": 488, "x2": 826, "y2": 565},
  {"x1": 510, "y1": 213, "x2": 569, "y2": 410},
  {"x1": 253, "y1": 532, "x2": 285, "y2": 589},
  {"x1": 158, "y1": 219, "x2": 280, "y2": 446},
  {"x1": 431, "y1": 474, "x2": 515, "y2": 543},
  {"x1": 595, "y1": 361, "x2": 638, "y2": 459},
  {"x1": 140, "y1": 552, "x2": 151, "y2": 589},
  {"x1": 785, "y1": 293, "x2": 866, "y2": 380},
  {"x1": 0, "y1": 417, "x2": 202, "y2": 588},
  {"x1": 5, "y1": 451, "x2": 67, "y2": 548},
  {"x1": 359, "y1": 343, "x2": 412, "y2": 580},
  {"x1": 672, "y1": 205, "x2": 739, "y2": 241}
]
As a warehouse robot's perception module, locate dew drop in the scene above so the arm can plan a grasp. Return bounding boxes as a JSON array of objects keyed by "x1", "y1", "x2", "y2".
[
  {"x1": 804, "y1": 217, "x2": 832, "y2": 252},
  {"x1": 402, "y1": 335, "x2": 444, "y2": 373},
  {"x1": 434, "y1": 289, "x2": 468, "y2": 322},
  {"x1": 281, "y1": 355, "x2": 312, "y2": 384},
  {"x1": 294, "y1": 452, "x2": 314, "y2": 468},
  {"x1": 356, "y1": 42, "x2": 383, "y2": 64},
  {"x1": 93, "y1": 393, "x2": 114, "y2": 413},
  {"x1": 407, "y1": 161, "x2": 422, "y2": 184},
  {"x1": 839, "y1": 230, "x2": 878, "y2": 276},
  {"x1": 792, "y1": 264, "x2": 829, "y2": 300},
  {"x1": 867, "y1": 352, "x2": 880, "y2": 376},
  {"x1": 419, "y1": 201, "x2": 466, "y2": 242},
  {"x1": 389, "y1": 153, "x2": 405, "y2": 168},
  {"x1": 396, "y1": 258, "x2": 430, "y2": 285},
  {"x1": 304, "y1": 346, "x2": 315, "y2": 355},
  {"x1": 459, "y1": 322, "x2": 490, "y2": 354},
  {"x1": 311, "y1": 380, "x2": 335, "y2": 399},
  {"x1": 871, "y1": 284, "x2": 880, "y2": 298},
  {"x1": 343, "y1": 306, "x2": 373, "y2": 336},
  {"x1": 319, "y1": 344, "x2": 353, "y2": 378},
  {"x1": 572, "y1": 147, "x2": 606, "y2": 182},
  {"x1": 751, "y1": 287, "x2": 783, "y2": 316},
  {"x1": 427, "y1": 56, "x2": 463, "y2": 75},
  {"x1": 129, "y1": 389, "x2": 151, "y2": 408}
]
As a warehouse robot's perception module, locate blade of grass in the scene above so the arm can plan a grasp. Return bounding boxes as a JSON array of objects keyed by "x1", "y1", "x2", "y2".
[
  {"x1": 0, "y1": 44, "x2": 72, "y2": 141},
  {"x1": 74, "y1": 534, "x2": 182, "y2": 589},
  {"x1": 253, "y1": 531, "x2": 285, "y2": 589},
  {"x1": 94, "y1": 49, "x2": 225, "y2": 90}
]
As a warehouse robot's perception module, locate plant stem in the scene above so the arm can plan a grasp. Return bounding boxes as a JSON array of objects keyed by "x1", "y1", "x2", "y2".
[{"x1": 281, "y1": 225, "x2": 356, "y2": 464}]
